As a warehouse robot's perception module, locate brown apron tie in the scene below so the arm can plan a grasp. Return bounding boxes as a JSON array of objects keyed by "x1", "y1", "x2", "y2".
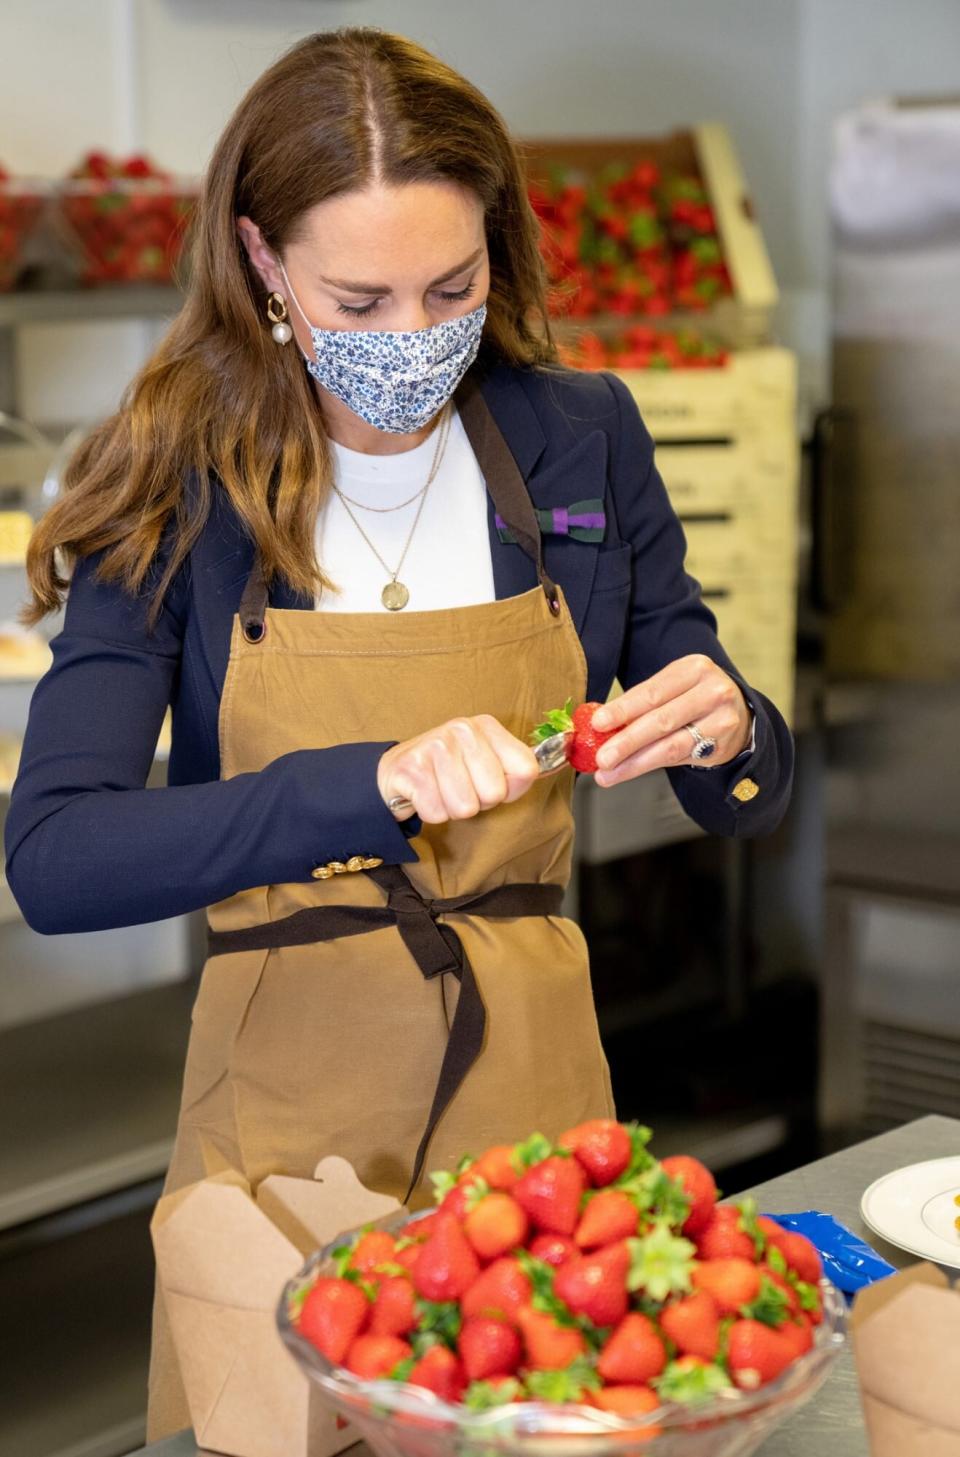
[
  {"x1": 238, "y1": 370, "x2": 561, "y2": 640},
  {"x1": 206, "y1": 864, "x2": 563, "y2": 1199}
]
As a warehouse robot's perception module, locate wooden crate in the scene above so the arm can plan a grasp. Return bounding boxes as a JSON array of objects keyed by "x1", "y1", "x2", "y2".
[
  {"x1": 523, "y1": 123, "x2": 779, "y2": 347},
  {"x1": 655, "y1": 434, "x2": 798, "y2": 515},
  {"x1": 611, "y1": 348, "x2": 797, "y2": 442}
]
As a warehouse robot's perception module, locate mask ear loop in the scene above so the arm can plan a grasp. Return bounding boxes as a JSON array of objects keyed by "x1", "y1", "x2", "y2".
[{"x1": 276, "y1": 259, "x2": 314, "y2": 340}]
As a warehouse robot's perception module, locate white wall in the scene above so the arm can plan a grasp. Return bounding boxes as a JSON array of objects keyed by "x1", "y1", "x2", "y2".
[{"x1": 3, "y1": 0, "x2": 959, "y2": 425}]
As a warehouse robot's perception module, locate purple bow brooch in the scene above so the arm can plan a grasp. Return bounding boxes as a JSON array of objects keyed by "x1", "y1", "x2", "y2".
[{"x1": 496, "y1": 499, "x2": 606, "y2": 544}]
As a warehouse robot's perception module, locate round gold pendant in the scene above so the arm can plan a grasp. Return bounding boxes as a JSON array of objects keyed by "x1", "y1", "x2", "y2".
[{"x1": 381, "y1": 580, "x2": 410, "y2": 611}]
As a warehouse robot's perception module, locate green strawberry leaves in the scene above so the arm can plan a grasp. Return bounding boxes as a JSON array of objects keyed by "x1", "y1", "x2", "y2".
[
  {"x1": 766, "y1": 1244, "x2": 788, "y2": 1277},
  {"x1": 511, "y1": 1132, "x2": 557, "y2": 1172},
  {"x1": 741, "y1": 1275, "x2": 790, "y2": 1328},
  {"x1": 530, "y1": 701, "x2": 574, "y2": 744},
  {"x1": 413, "y1": 1299, "x2": 462, "y2": 1354},
  {"x1": 463, "y1": 1177, "x2": 492, "y2": 1212},
  {"x1": 389, "y1": 1356, "x2": 417, "y2": 1383},
  {"x1": 463, "y1": 1378, "x2": 524, "y2": 1410},
  {"x1": 626, "y1": 1222, "x2": 696, "y2": 1302},
  {"x1": 654, "y1": 1358, "x2": 733, "y2": 1405},
  {"x1": 525, "y1": 1357, "x2": 601, "y2": 1404}
]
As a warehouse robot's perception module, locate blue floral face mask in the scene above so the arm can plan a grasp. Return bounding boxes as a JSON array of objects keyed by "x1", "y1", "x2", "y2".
[{"x1": 279, "y1": 262, "x2": 487, "y2": 434}]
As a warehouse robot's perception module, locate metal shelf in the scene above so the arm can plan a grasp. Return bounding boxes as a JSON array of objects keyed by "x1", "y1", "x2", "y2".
[
  {"x1": 0, "y1": 979, "x2": 193, "y2": 1231},
  {"x1": 0, "y1": 285, "x2": 183, "y2": 326}
]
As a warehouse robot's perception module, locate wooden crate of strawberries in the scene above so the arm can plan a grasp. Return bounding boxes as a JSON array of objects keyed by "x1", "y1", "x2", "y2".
[{"x1": 523, "y1": 124, "x2": 779, "y2": 349}]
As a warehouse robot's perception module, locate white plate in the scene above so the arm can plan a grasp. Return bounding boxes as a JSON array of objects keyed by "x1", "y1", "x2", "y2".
[{"x1": 860, "y1": 1155, "x2": 960, "y2": 1269}]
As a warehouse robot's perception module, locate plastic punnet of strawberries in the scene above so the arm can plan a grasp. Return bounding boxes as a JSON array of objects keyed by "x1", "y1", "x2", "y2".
[
  {"x1": 0, "y1": 164, "x2": 48, "y2": 292},
  {"x1": 281, "y1": 1121, "x2": 843, "y2": 1449},
  {"x1": 58, "y1": 151, "x2": 198, "y2": 286}
]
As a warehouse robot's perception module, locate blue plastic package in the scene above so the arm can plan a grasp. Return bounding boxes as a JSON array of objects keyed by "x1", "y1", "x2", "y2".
[{"x1": 763, "y1": 1209, "x2": 897, "y2": 1296}]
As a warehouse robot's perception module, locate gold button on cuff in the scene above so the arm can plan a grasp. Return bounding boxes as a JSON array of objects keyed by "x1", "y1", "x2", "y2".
[
  {"x1": 732, "y1": 777, "x2": 760, "y2": 803},
  {"x1": 361, "y1": 856, "x2": 383, "y2": 869},
  {"x1": 311, "y1": 865, "x2": 334, "y2": 880},
  {"x1": 345, "y1": 856, "x2": 364, "y2": 872},
  {"x1": 328, "y1": 861, "x2": 347, "y2": 874}
]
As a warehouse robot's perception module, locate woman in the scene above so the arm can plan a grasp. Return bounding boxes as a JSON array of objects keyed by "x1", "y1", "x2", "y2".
[{"x1": 6, "y1": 27, "x2": 792, "y2": 1437}]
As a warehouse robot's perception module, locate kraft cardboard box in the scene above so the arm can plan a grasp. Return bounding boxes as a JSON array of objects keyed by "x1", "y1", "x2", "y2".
[
  {"x1": 851, "y1": 1262, "x2": 960, "y2": 1456},
  {"x1": 151, "y1": 1155, "x2": 402, "y2": 1457}
]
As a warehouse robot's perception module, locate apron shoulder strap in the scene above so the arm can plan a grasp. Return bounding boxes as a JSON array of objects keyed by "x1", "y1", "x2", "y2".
[
  {"x1": 238, "y1": 551, "x2": 269, "y2": 642},
  {"x1": 454, "y1": 373, "x2": 561, "y2": 616}
]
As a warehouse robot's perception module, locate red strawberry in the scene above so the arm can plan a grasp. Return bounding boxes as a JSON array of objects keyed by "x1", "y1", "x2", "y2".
[
  {"x1": 779, "y1": 1319, "x2": 814, "y2": 1362},
  {"x1": 726, "y1": 1320, "x2": 792, "y2": 1389},
  {"x1": 558, "y1": 1119, "x2": 632, "y2": 1186},
  {"x1": 574, "y1": 1188, "x2": 639, "y2": 1248},
  {"x1": 695, "y1": 1206, "x2": 756, "y2": 1262},
  {"x1": 298, "y1": 1277, "x2": 370, "y2": 1363},
  {"x1": 516, "y1": 1306, "x2": 587, "y2": 1369},
  {"x1": 409, "y1": 1212, "x2": 441, "y2": 1241},
  {"x1": 439, "y1": 1182, "x2": 475, "y2": 1221},
  {"x1": 458, "y1": 1317, "x2": 522, "y2": 1380},
  {"x1": 464, "y1": 1192, "x2": 529, "y2": 1261},
  {"x1": 597, "y1": 1312, "x2": 667, "y2": 1385},
  {"x1": 768, "y1": 1229, "x2": 822, "y2": 1286},
  {"x1": 461, "y1": 1257, "x2": 532, "y2": 1324},
  {"x1": 472, "y1": 1144, "x2": 520, "y2": 1191},
  {"x1": 344, "y1": 1333, "x2": 413, "y2": 1380},
  {"x1": 413, "y1": 1214, "x2": 481, "y2": 1302},
  {"x1": 531, "y1": 700, "x2": 616, "y2": 774},
  {"x1": 395, "y1": 1242, "x2": 423, "y2": 1275},
  {"x1": 554, "y1": 1241, "x2": 631, "y2": 1327},
  {"x1": 691, "y1": 1258, "x2": 761, "y2": 1314},
  {"x1": 660, "y1": 1156, "x2": 717, "y2": 1237},
  {"x1": 369, "y1": 1275, "x2": 418, "y2": 1337},
  {"x1": 349, "y1": 1230, "x2": 397, "y2": 1275},
  {"x1": 529, "y1": 1233, "x2": 578, "y2": 1268},
  {"x1": 513, "y1": 1155, "x2": 586, "y2": 1235},
  {"x1": 406, "y1": 1344, "x2": 466, "y2": 1402},
  {"x1": 659, "y1": 1290, "x2": 721, "y2": 1361},
  {"x1": 589, "y1": 1384, "x2": 661, "y2": 1436}
]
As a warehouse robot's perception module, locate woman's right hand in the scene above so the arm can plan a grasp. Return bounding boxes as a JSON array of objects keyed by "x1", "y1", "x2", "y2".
[{"x1": 376, "y1": 714, "x2": 540, "y2": 824}]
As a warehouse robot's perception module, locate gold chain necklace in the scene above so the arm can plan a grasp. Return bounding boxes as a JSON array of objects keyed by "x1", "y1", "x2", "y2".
[{"x1": 331, "y1": 403, "x2": 452, "y2": 610}]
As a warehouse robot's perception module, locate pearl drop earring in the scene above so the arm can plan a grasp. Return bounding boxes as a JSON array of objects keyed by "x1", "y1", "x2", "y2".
[{"x1": 267, "y1": 291, "x2": 292, "y2": 345}]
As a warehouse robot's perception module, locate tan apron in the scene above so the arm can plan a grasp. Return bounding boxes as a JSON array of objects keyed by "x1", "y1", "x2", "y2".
[{"x1": 146, "y1": 378, "x2": 615, "y2": 1440}]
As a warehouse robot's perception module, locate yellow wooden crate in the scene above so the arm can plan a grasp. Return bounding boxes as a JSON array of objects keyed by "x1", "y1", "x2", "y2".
[
  {"x1": 524, "y1": 123, "x2": 779, "y2": 347},
  {"x1": 655, "y1": 435, "x2": 798, "y2": 518},
  {"x1": 612, "y1": 348, "x2": 797, "y2": 443}
]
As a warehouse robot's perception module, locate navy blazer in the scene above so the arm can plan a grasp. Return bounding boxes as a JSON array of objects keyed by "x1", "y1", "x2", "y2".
[{"x1": 4, "y1": 361, "x2": 793, "y2": 935}]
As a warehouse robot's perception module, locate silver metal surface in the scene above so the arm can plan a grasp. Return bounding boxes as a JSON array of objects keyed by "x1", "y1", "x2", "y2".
[
  {"x1": 387, "y1": 731, "x2": 572, "y2": 819},
  {"x1": 133, "y1": 1115, "x2": 960, "y2": 1457}
]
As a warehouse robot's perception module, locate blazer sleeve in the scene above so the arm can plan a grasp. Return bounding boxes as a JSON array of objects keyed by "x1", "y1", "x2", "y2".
[
  {"x1": 603, "y1": 370, "x2": 795, "y2": 838},
  {"x1": 4, "y1": 548, "x2": 419, "y2": 935}
]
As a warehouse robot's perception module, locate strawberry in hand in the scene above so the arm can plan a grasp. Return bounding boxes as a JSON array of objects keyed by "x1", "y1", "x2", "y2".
[{"x1": 531, "y1": 699, "x2": 614, "y2": 773}]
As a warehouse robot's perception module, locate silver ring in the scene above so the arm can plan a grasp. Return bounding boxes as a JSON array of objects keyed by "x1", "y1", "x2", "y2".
[{"x1": 685, "y1": 722, "x2": 717, "y2": 763}]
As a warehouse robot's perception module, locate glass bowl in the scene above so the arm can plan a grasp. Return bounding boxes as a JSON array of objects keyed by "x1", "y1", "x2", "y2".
[{"x1": 277, "y1": 1209, "x2": 848, "y2": 1457}]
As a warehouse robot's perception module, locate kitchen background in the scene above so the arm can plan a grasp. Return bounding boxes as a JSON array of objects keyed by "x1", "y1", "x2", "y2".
[{"x1": 0, "y1": 2, "x2": 957, "y2": 1455}]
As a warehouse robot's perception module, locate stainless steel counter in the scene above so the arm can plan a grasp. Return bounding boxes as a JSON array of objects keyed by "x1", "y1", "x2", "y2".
[{"x1": 135, "y1": 1114, "x2": 960, "y2": 1457}]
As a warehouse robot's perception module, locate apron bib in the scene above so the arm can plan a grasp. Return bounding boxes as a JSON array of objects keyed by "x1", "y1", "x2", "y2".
[{"x1": 146, "y1": 377, "x2": 615, "y2": 1440}]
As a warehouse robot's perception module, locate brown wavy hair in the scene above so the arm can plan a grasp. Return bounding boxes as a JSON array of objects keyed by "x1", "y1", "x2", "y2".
[{"x1": 24, "y1": 27, "x2": 558, "y2": 626}]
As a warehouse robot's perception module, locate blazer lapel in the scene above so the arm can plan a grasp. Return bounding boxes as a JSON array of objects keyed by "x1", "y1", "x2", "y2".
[{"x1": 477, "y1": 367, "x2": 608, "y2": 635}]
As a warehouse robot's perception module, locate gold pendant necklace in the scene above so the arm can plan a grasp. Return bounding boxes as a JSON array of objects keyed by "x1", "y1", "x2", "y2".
[{"x1": 331, "y1": 404, "x2": 452, "y2": 610}]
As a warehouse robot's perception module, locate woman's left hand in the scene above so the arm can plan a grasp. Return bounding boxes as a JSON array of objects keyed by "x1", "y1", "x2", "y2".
[{"x1": 589, "y1": 654, "x2": 753, "y2": 787}]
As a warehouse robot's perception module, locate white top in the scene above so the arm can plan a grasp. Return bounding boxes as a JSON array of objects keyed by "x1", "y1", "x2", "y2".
[{"x1": 315, "y1": 407, "x2": 496, "y2": 613}]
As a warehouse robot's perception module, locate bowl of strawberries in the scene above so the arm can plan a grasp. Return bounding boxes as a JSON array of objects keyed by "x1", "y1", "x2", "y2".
[
  {"x1": 57, "y1": 151, "x2": 198, "y2": 286},
  {"x1": 277, "y1": 1122, "x2": 847, "y2": 1456}
]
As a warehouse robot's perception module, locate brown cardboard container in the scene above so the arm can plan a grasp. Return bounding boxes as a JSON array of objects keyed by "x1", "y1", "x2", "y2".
[
  {"x1": 851, "y1": 1262, "x2": 960, "y2": 1456},
  {"x1": 151, "y1": 1154, "x2": 402, "y2": 1457}
]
